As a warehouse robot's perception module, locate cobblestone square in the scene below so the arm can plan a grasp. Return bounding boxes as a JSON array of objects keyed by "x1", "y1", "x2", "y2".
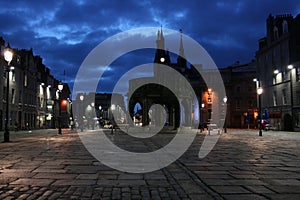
[{"x1": 0, "y1": 128, "x2": 299, "y2": 199}]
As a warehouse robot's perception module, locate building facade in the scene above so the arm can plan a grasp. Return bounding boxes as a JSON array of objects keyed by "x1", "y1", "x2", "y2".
[
  {"x1": 256, "y1": 13, "x2": 300, "y2": 131},
  {"x1": 220, "y1": 61, "x2": 257, "y2": 128},
  {"x1": 0, "y1": 37, "x2": 71, "y2": 131}
]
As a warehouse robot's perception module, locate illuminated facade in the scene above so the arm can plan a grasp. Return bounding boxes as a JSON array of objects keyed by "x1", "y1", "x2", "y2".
[
  {"x1": 256, "y1": 13, "x2": 300, "y2": 131},
  {"x1": 0, "y1": 37, "x2": 71, "y2": 131}
]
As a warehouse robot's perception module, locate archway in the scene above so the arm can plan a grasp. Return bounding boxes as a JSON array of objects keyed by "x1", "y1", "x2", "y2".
[{"x1": 128, "y1": 83, "x2": 180, "y2": 129}]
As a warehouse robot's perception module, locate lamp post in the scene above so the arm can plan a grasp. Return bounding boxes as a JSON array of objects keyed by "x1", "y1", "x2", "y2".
[
  {"x1": 201, "y1": 103, "x2": 205, "y2": 132},
  {"x1": 80, "y1": 94, "x2": 84, "y2": 132},
  {"x1": 91, "y1": 102, "x2": 95, "y2": 130},
  {"x1": 3, "y1": 46, "x2": 13, "y2": 142},
  {"x1": 223, "y1": 96, "x2": 228, "y2": 133},
  {"x1": 57, "y1": 82, "x2": 64, "y2": 135},
  {"x1": 257, "y1": 87, "x2": 263, "y2": 136},
  {"x1": 288, "y1": 64, "x2": 294, "y2": 131},
  {"x1": 111, "y1": 104, "x2": 116, "y2": 134}
]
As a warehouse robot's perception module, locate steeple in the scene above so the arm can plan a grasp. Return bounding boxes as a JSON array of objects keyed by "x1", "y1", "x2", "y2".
[
  {"x1": 154, "y1": 27, "x2": 170, "y2": 65},
  {"x1": 179, "y1": 29, "x2": 185, "y2": 58},
  {"x1": 177, "y1": 29, "x2": 187, "y2": 68},
  {"x1": 156, "y1": 27, "x2": 165, "y2": 50}
]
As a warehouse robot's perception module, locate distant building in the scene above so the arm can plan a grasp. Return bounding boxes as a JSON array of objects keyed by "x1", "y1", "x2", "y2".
[
  {"x1": 220, "y1": 61, "x2": 257, "y2": 128},
  {"x1": 73, "y1": 92, "x2": 125, "y2": 129},
  {"x1": 256, "y1": 13, "x2": 300, "y2": 131},
  {"x1": 127, "y1": 29, "x2": 257, "y2": 129}
]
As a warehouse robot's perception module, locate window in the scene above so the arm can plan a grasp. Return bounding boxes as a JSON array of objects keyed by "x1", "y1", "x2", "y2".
[
  {"x1": 19, "y1": 91, "x2": 22, "y2": 103},
  {"x1": 282, "y1": 69, "x2": 288, "y2": 81},
  {"x1": 248, "y1": 100, "x2": 253, "y2": 108},
  {"x1": 24, "y1": 73, "x2": 27, "y2": 87},
  {"x1": 11, "y1": 89, "x2": 15, "y2": 104},
  {"x1": 297, "y1": 66, "x2": 300, "y2": 81},
  {"x1": 3, "y1": 87, "x2": 6, "y2": 101},
  {"x1": 274, "y1": 26, "x2": 279, "y2": 39},
  {"x1": 17, "y1": 55, "x2": 21, "y2": 64},
  {"x1": 273, "y1": 91, "x2": 277, "y2": 106},
  {"x1": 11, "y1": 71, "x2": 15, "y2": 82},
  {"x1": 236, "y1": 99, "x2": 241, "y2": 110},
  {"x1": 283, "y1": 20, "x2": 288, "y2": 33},
  {"x1": 297, "y1": 91, "x2": 300, "y2": 106},
  {"x1": 282, "y1": 89, "x2": 287, "y2": 105}
]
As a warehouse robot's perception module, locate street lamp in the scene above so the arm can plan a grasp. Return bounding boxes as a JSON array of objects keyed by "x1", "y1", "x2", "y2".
[
  {"x1": 201, "y1": 103, "x2": 205, "y2": 132},
  {"x1": 287, "y1": 64, "x2": 294, "y2": 131},
  {"x1": 111, "y1": 104, "x2": 116, "y2": 134},
  {"x1": 3, "y1": 46, "x2": 13, "y2": 142},
  {"x1": 91, "y1": 102, "x2": 95, "y2": 130},
  {"x1": 58, "y1": 82, "x2": 64, "y2": 135},
  {"x1": 80, "y1": 94, "x2": 84, "y2": 132},
  {"x1": 257, "y1": 87, "x2": 263, "y2": 136},
  {"x1": 223, "y1": 96, "x2": 228, "y2": 133}
]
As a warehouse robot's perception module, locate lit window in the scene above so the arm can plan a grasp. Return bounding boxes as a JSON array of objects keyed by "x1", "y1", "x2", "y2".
[
  {"x1": 11, "y1": 89, "x2": 15, "y2": 104},
  {"x1": 24, "y1": 73, "x2": 27, "y2": 87}
]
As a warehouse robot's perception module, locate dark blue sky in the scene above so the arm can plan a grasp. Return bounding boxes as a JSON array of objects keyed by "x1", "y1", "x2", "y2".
[{"x1": 1, "y1": 0, "x2": 300, "y2": 92}]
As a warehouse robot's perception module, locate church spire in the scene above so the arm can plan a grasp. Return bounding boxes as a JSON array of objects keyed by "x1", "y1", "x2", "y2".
[
  {"x1": 179, "y1": 29, "x2": 185, "y2": 58},
  {"x1": 156, "y1": 27, "x2": 165, "y2": 50},
  {"x1": 154, "y1": 27, "x2": 169, "y2": 64},
  {"x1": 177, "y1": 29, "x2": 187, "y2": 68}
]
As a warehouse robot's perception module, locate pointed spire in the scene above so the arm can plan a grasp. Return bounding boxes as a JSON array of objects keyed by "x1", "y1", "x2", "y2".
[
  {"x1": 177, "y1": 29, "x2": 187, "y2": 68},
  {"x1": 179, "y1": 29, "x2": 185, "y2": 58},
  {"x1": 157, "y1": 29, "x2": 161, "y2": 39},
  {"x1": 156, "y1": 27, "x2": 165, "y2": 50},
  {"x1": 160, "y1": 26, "x2": 164, "y2": 40}
]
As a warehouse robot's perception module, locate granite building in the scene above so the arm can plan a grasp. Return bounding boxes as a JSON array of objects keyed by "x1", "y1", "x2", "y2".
[{"x1": 256, "y1": 13, "x2": 300, "y2": 131}]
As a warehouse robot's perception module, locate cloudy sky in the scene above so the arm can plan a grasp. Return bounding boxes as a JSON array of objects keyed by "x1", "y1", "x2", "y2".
[{"x1": 1, "y1": 0, "x2": 300, "y2": 93}]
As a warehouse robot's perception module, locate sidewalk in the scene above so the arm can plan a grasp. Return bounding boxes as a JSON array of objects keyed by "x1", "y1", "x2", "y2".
[{"x1": 0, "y1": 128, "x2": 299, "y2": 199}]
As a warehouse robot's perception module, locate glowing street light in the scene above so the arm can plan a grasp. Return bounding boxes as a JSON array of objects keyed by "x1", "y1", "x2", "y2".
[
  {"x1": 58, "y1": 82, "x2": 64, "y2": 135},
  {"x1": 80, "y1": 94, "x2": 84, "y2": 132},
  {"x1": 287, "y1": 64, "x2": 294, "y2": 131},
  {"x1": 3, "y1": 46, "x2": 13, "y2": 142},
  {"x1": 257, "y1": 87, "x2": 263, "y2": 136},
  {"x1": 223, "y1": 96, "x2": 228, "y2": 133}
]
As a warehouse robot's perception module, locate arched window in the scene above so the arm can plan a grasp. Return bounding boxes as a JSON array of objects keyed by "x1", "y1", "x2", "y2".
[
  {"x1": 273, "y1": 26, "x2": 279, "y2": 39},
  {"x1": 282, "y1": 20, "x2": 288, "y2": 33}
]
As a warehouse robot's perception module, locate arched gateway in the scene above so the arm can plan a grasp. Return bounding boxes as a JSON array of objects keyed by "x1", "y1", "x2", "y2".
[{"x1": 128, "y1": 83, "x2": 180, "y2": 128}]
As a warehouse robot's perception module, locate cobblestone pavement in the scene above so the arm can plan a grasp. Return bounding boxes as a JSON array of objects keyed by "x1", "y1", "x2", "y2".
[{"x1": 0, "y1": 128, "x2": 299, "y2": 199}]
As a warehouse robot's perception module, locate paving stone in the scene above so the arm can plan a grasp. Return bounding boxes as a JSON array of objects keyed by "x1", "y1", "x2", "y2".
[
  {"x1": 52, "y1": 179, "x2": 96, "y2": 186},
  {"x1": 223, "y1": 194, "x2": 268, "y2": 200},
  {"x1": 10, "y1": 178, "x2": 53, "y2": 186},
  {"x1": 210, "y1": 185, "x2": 251, "y2": 194}
]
